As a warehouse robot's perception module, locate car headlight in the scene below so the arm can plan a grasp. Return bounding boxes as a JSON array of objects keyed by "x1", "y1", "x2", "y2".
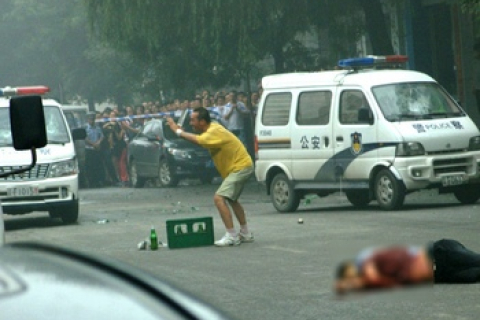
[
  {"x1": 49, "y1": 159, "x2": 78, "y2": 177},
  {"x1": 167, "y1": 148, "x2": 191, "y2": 159},
  {"x1": 469, "y1": 136, "x2": 480, "y2": 151},
  {"x1": 395, "y1": 142, "x2": 425, "y2": 157}
]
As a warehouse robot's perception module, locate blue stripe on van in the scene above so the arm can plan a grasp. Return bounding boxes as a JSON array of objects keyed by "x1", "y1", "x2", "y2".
[{"x1": 314, "y1": 142, "x2": 398, "y2": 181}]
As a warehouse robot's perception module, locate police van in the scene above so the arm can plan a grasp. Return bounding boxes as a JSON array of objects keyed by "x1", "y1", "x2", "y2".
[
  {"x1": 255, "y1": 55, "x2": 480, "y2": 212},
  {"x1": 0, "y1": 86, "x2": 85, "y2": 224}
]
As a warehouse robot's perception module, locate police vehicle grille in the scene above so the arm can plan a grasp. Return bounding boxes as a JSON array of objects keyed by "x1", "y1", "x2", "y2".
[
  {"x1": 427, "y1": 148, "x2": 465, "y2": 155},
  {"x1": 0, "y1": 164, "x2": 50, "y2": 181},
  {"x1": 433, "y1": 158, "x2": 469, "y2": 176}
]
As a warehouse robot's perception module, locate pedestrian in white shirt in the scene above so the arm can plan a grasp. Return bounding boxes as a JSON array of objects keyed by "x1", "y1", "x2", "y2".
[{"x1": 223, "y1": 90, "x2": 250, "y2": 145}]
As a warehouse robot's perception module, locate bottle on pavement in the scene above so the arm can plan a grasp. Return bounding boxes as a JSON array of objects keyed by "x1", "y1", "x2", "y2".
[{"x1": 150, "y1": 226, "x2": 158, "y2": 250}]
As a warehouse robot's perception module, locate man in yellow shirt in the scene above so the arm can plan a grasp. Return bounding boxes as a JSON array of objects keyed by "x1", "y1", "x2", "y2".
[{"x1": 166, "y1": 107, "x2": 254, "y2": 246}]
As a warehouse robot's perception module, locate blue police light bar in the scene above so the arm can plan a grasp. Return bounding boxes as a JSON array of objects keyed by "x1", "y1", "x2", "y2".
[{"x1": 338, "y1": 55, "x2": 408, "y2": 68}]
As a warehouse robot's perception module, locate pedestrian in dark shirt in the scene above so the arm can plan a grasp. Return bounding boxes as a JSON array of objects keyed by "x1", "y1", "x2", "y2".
[
  {"x1": 85, "y1": 112, "x2": 105, "y2": 187},
  {"x1": 335, "y1": 239, "x2": 480, "y2": 294}
]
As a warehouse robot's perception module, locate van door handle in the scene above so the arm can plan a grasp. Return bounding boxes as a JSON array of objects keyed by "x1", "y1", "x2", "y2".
[{"x1": 336, "y1": 136, "x2": 343, "y2": 142}]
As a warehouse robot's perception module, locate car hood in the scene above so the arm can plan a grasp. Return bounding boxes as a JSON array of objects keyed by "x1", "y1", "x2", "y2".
[
  {"x1": 390, "y1": 117, "x2": 478, "y2": 152},
  {"x1": 165, "y1": 139, "x2": 207, "y2": 152},
  {"x1": 0, "y1": 242, "x2": 230, "y2": 320},
  {"x1": 0, "y1": 144, "x2": 75, "y2": 166}
]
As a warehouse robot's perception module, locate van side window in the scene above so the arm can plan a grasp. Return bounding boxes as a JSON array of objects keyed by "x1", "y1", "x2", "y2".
[
  {"x1": 296, "y1": 91, "x2": 331, "y2": 125},
  {"x1": 261, "y1": 93, "x2": 292, "y2": 126},
  {"x1": 339, "y1": 91, "x2": 372, "y2": 125}
]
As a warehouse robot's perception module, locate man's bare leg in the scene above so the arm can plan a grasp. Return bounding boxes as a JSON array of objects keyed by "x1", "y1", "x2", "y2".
[
  {"x1": 214, "y1": 193, "x2": 234, "y2": 229},
  {"x1": 228, "y1": 199, "x2": 246, "y2": 226}
]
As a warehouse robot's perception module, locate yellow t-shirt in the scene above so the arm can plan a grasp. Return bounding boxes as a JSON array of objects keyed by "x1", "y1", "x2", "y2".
[{"x1": 196, "y1": 123, "x2": 252, "y2": 178}]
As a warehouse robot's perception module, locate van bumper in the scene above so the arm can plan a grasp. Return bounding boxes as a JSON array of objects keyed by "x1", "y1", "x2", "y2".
[
  {"x1": 0, "y1": 175, "x2": 78, "y2": 214},
  {"x1": 394, "y1": 153, "x2": 480, "y2": 190}
]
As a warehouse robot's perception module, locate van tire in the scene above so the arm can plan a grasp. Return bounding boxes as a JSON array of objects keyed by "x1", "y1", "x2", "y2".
[
  {"x1": 346, "y1": 190, "x2": 371, "y2": 208},
  {"x1": 158, "y1": 159, "x2": 178, "y2": 187},
  {"x1": 374, "y1": 169, "x2": 405, "y2": 210},
  {"x1": 270, "y1": 173, "x2": 300, "y2": 212},
  {"x1": 129, "y1": 160, "x2": 146, "y2": 188},
  {"x1": 453, "y1": 184, "x2": 480, "y2": 204}
]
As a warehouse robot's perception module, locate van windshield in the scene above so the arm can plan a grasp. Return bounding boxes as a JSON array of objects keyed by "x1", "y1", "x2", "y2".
[
  {"x1": 0, "y1": 106, "x2": 70, "y2": 147},
  {"x1": 371, "y1": 82, "x2": 464, "y2": 122}
]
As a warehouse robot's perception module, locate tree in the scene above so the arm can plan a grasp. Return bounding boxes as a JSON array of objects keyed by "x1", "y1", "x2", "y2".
[
  {"x1": 84, "y1": 0, "x2": 318, "y2": 95},
  {"x1": 357, "y1": 0, "x2": 394, "y2": 55},
  {"x1": 0, "y1": 0, "x2": 144, "y2": 106}
]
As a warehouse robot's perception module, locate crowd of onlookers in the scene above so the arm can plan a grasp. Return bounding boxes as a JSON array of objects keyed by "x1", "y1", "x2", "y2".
[{"x1": 83, "y1": 89, "x2": 262, "y2": 188}]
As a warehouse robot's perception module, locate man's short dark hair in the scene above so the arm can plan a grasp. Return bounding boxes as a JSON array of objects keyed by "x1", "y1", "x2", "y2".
[
  {"x1": 193, "y1": 107, "x2": 211, "y2": 124},
  {"x1": 335, "y1": 260, "x2": 355, "y2": 279}
]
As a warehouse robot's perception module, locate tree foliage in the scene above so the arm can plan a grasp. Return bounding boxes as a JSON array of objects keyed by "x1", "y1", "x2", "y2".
[{"x1": 0, "y1": 0, "x2": 143, "y2": 106}]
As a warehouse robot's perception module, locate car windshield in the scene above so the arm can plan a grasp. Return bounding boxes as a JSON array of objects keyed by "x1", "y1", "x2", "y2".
[
  {"x1": 0, "y1": 106, "x2": 70, "y2": 147},
  {"x1": 371, "y1": 82, "x2": 464, "y2": 121}
]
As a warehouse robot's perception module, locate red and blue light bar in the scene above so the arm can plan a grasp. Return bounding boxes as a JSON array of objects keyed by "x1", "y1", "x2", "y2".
[
  {"x1": 0, "y1": 86, "x2": 50, "y2": 97},
  {"x1": 338, "y1": 55, "x2": 408, "y2": 68}
]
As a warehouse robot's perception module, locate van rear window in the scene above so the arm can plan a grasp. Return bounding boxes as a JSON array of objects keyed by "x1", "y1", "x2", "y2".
[{"x1": 261, "y1": 93, "x2": 291, "y2": 126}]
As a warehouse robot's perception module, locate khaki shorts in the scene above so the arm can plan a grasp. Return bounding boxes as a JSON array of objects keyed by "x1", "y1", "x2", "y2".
[{"x1": 216, "y1": 166, "x2": 254, "y2": 201}]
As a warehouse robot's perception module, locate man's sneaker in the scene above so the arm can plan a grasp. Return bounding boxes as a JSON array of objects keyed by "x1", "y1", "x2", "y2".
[
  {"x1": 214, "y1": 233, "x2": 241, "y2": 247},
  {"x1": 239, "y1": 231, "x2": 254, "y2": 243}
]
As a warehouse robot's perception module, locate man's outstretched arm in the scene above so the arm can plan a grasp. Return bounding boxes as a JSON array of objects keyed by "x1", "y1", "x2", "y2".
[{"x1": 166, "y1": 117, "x2": 198, "y2": 144}]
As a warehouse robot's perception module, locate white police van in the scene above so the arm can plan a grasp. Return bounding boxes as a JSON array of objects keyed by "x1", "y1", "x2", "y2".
[
  {"x1": 0, "y1": 86, "x2": 84, "y2": 225},
  {"x1": 255, "y1": 55, "x2": 480, "y2": 212}
]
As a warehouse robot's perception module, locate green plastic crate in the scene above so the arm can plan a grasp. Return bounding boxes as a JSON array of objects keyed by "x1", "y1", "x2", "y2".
[{"x1": 166, "y1": 217, "x2": 214, "y2": 249}]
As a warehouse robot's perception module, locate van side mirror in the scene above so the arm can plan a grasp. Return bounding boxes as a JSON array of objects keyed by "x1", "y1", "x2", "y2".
[
  {"x1": 0, "y1": 95, "x2": 47, "y2": 178},
  {"x1": 358, "y1": 108, "x2": 374, "y2": 125}
]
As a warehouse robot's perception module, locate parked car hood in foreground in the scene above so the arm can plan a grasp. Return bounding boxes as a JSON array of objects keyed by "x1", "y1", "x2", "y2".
[{"x1": 0, "y1": 242, "x2": 230, "y2": 320}]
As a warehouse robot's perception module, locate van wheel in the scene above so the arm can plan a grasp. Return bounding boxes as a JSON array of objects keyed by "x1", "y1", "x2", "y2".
[
  {"x1": 346, "y1": 190, "x2": 371, "y2": 208},
  {"x1": 374, "y1": 169, "x2": 405, "y2": 210},
  {"x1": 270, "y1": 173, "x2": 300, "y2": 212},
  {"x1": 453, "y1": 184, "x2": 480, "y2": 204},
  {"x1": 158, "y1": 159, "x2": 178, "y2": 187},
  {"x1": 129, "y1": 160, "x2": 146, "y2": 188}
]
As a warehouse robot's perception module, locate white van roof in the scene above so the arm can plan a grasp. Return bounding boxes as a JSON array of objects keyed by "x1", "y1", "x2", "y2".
[
  {"x1": 261, "y1": 69, "x2": 436, "y2": 90},
  {"x1": 0, "y1": 97, "x2": 61, "y2": 108},
  {"x1": 61, "y1": 105, "x2": 88, "y2": 111}
]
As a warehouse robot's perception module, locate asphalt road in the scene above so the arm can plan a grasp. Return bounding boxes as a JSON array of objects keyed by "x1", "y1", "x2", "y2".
[{"x1": 4, "y1": 179, "x2": 480, "y2": 320}]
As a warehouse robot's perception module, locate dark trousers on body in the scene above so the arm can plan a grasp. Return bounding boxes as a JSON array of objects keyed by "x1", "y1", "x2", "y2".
[
  {"x1": 85, "y1": 148, "x2": 105, "y2": 187},
  {"x1": 431, "y1": 239, "x2": 480, "y2": 283}
]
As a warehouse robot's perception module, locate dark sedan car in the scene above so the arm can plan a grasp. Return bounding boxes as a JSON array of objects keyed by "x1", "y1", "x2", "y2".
[{"x1": 127, "y1": 118, "x2": 219, "y2": 188}]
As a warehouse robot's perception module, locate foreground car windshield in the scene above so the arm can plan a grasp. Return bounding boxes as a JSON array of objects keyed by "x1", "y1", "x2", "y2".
[
  {"x1": 0, "y1": 106, "x2": 70, "y2": 147},
  {"x1": 372, "y1": 82, "x2": 464, "y2": 121}
]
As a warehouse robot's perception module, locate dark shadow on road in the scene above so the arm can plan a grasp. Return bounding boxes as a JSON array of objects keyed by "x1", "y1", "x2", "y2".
[
  {"x1": 4, "y1": 215, "x2": 69, "y2": 231},
  {"x1": 289, "y1": 201, "x2": 468, "y2": 215}
]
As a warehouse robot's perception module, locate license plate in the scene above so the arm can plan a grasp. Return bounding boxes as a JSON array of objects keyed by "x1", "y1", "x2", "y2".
[
  {"x1": 441, "y1": 175, "x2": 466, "y2": 187},
  {"x1": 7, "y1": 186, "x2": 38, "y2": 197}
]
